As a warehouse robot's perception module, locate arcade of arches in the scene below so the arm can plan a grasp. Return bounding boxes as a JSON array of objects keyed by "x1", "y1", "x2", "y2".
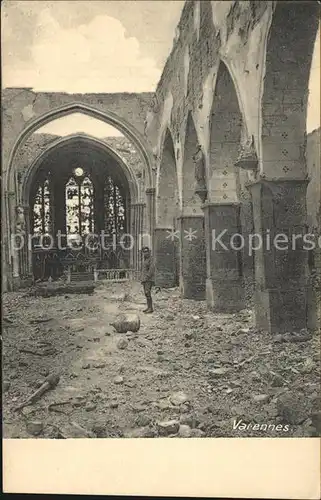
[{"x1": 2, "y1": 1, "x2": 320, "y2": 336}]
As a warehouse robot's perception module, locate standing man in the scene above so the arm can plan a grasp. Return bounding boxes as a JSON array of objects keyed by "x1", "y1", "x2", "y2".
[{"x1": 141, "y1": 246, "x2": 155, "y2": 313}]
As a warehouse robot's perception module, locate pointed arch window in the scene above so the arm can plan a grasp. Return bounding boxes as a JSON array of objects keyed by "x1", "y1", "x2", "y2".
[
  {"x1": 103, "y1": 176, "x2": 126, "y2": 240},
  {"x1": 32, "y1": 179, "x2": 51, "y2": 234},
  {"x1": 65, "y1": 171, "x2": 94, "y2": 237}
]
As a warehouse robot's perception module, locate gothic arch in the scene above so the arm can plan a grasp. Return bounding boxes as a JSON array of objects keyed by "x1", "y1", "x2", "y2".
[
  {"x1": 156, "y1": 128, "x2": 179, "y2": 227},
  {"x1": 182, "y1": 111, "x2": 202, "y2": 215},
  {"x1": 7, "y1": 102, "x2": 154, "y2": 193},
  {"x1": 261, "y1": 1, "x2": 320, "y2": 178},
  {"x1": 22, "y1": 133, "x2": 139, "y2": 206},
  {"x1": 209, "y1": 59, "x2": 243, "y2": 203}
]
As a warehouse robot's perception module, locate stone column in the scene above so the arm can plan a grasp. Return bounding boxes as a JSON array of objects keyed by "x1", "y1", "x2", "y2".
[
  {"x1": 154, "y1": 227, "x2": 177, "y2": 288},
  {"x1": 177, "y1": 215, "x2": 206, "y2": 300},
  {"x1": 130, "y1": 203, "x2": 144, "y2": 273},
  {"x1": 248, "y1": 178, "x2": 310, "y2": 333},
  {"x1": 21, "y1": 205, "x2": 31, "y2": 278},
  {"x1": 53, "y1": 179, "x2": 67, "y2": 238},
  {"x1": 202, "y1": 202, "x2": 245, "y2": 312},
  {"x1": 145, "y1": 188, "x2": 155, "y2": 252},
  {"x1": 7, "y1": 192, "x2": 20, "y2": 281}
]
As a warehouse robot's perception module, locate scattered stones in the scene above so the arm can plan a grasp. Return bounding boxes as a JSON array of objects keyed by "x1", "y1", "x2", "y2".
[
  {"x1": 94, "y1": 362, "x2": 106, "y2": 369},
  {"x1": 169, "y1": 391, "x2": 189, "y2": 406},
  {"x1": 311, "y1": 411, "x2": 321, "y2": 434},
  {"x1": 277, "y1": 392, "x2": 307, "y2": 425},
  {"x1": 110, "y1": 402, "x2": 119, "y2": 409},
  {"x1": 157, "y1": 420, "x2": 180, "y2": 436},
  {"x1": 252, "y1": 394, "x2": 270, "y2": 403},
  {"x1": 114, "y1": 376, "x2": 124, "y2": 385},
  {"x1": 123, "y1": 427, "x2": 156, "y2": 438},
  {"x1": 57, "y1": 422, "x2": 95, "y2": 438},
  {"x1": 117, "y1": 338, "x2": 129, "y2": 350},
  {"x1": 26, "y1": 420, "x2": 44, "y2": 436},
  {"x1": 82, "y1": 363, "x2": 91, "y2": 370},
  {"x1": 178, "y1": 424, "x2": 192, "y2": 437},
  {"x1": 179, "y1": 414, "x2": 199, "y2": 428},
  {"x1": 189, "y1": 428, "x2": 205, "y2": 437},
  {"x1": 85, "y1": 402, "x2": 97, "y2": 412},
  {"x1": 237, "y1": 328, "x2": 250, "y2": 334},
  {"x1": 300, "y1": 358, "x2": 314, "y2": 374},
  {"x1": 3, "y1": 381, "x2": 10, "y2": 392},
  {"x1": 185, "y1": 332, "x2": 195, "y2": 340},
  {"x1": 208, "y1": 367, "x2": 231, "y2": 377},
  {"x1": 271, "y1": 373, "x2": 284, "y2": 387},
  {"x1": 92, "y1": 422, "x2": 107, "y2": 438},
  {"x1": 156, "y1": 399, "x2": 173, "y2": 410},
  {"x1": 135, "y1": 414, "x2": 152, "y2": 427},
  {"x1": 131, "y1": 403, "x2": 147, "y2": 413}
]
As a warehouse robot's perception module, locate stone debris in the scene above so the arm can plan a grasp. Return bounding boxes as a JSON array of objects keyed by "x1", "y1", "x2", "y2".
[
  {"x1": 169, "y1": 391, "x2": 189, "y2": 406},
  {"x1": 178, "y1": 424, "x2": 192, "y2": 437},
  {"x1": 26, "y1": 420, "x2": 44, "y2": 436},
  {"x1": 114, "y1": 376, "x2": 124, "y2": 385},
  {"x1": 3, "y1": 283, "x2": 320, "y2": 439},
  {"x1": 111, "y1": 314, "x2": 140, "y2": 334},
  {"x1": 3, "y1": 381, "x2": 10, "y2": 392},
  {"x1": 57, "y1": 422, "x2": 95, "y2": 438},
  {"x1": 85, "y1": 402, "x2": 97, "y2": 412},
  {"x1": 123, "y1": 427, "x2": 156, "y2": 438},
  {"x1": 277, "y1": 392, "x2": 308, "y2": 425},
  {"x1": 252, "y1": 394, "x2": 270, "y2": 403},
  {"x1": 208, "y1": 367, "x2": 231, "y2": 377},
  {"x1": 157, "y1": 419, "x2": 180, "y2": 436},
  {"x1": 117, "y1": 338, "x2": 129, "y2": 350}
]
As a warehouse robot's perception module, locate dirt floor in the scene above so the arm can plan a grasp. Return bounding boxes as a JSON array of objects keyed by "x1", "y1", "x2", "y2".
[{"x1": 2, "y1": 281, "x2": 321, "y2": 439}]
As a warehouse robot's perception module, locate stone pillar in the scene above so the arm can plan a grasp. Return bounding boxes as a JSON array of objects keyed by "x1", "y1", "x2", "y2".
[
  {"x1": 249, "y1": 178, "x2": 310, "y2": 333},
  {"x1": 21, "y1": 205, "x2": 31, "y2": 278},
  {"x1": 177, "y1": 215, "x2": 206, "y2": 300},
  {"x1": 7, "y1": 192, "x2": 20, "y2": 281},
  {"x1": 154, "y1": 227, "x2": 177, "y2": 288},
  {"x1": 202, "y1": 202, "x2": 245, "y2": 312},
  {"x1": 53, "y1": 179, "x2": 67, "y2": 237},
  {"x1": 130, "y1": 203, "x2": 144, "y2": 273},
  {"x1": 145, "y1": 188, "x2": 155, "y2": 252},
  {"x1": 239, "y1": 189, "x2": 255, "y2": 304}
]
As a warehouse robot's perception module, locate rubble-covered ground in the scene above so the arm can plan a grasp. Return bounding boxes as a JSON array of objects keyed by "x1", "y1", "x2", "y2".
[{"x1": 2, "y1": 281, "x2": 320, "y2": 439}]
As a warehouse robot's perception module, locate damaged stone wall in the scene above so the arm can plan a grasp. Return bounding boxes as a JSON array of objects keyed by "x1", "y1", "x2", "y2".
[
  {"x1": 145, "y1": 0, "x2": 272, "y2": 195},
  {"x1": 306, "y1": 128, "x2": 321, "y2": 231},
  {"x1": 2, "y1": 88, "x2": 153, "y2": 182},
  {"x1": 2, "y1": 88, "x2": 154, "y2": 290}
]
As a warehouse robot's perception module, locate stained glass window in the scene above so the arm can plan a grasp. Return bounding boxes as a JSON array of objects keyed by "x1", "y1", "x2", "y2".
[
  {"x1": 32, "y1": 179, "x2": 51, "y2": 234},
  {"x1": 65, "y1": 174, "x2": 94, "y2": 236},
  {"x1": 103, "y1": 176, "x2": 126, "y2": 240}
]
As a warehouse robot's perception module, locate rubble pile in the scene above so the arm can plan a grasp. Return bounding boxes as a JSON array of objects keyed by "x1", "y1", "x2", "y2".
[{"x1": 2, "y1": 282, "x2": 320, "y2": 439}]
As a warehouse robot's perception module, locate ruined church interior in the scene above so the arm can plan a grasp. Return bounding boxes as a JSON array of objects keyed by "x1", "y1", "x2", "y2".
[{"x1": 2, "y1": 1, "x2": 321, "y2": 440}]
